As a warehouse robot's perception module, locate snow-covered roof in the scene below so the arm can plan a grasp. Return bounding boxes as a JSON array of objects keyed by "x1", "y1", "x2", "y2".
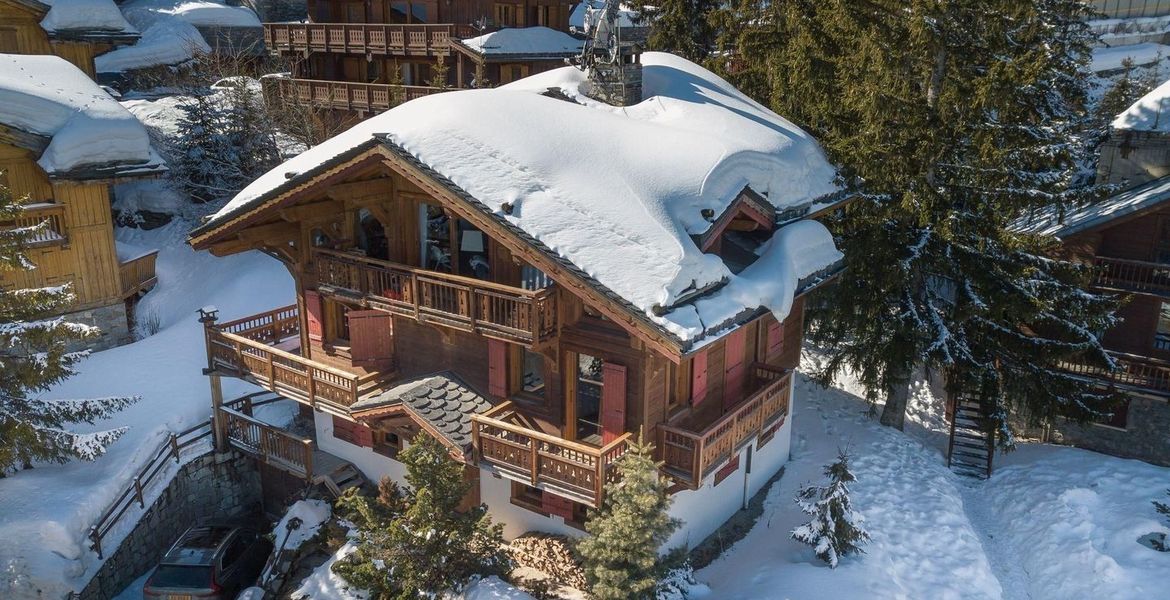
[
  {"x1": 197, "y1": 53, "x2": 843, "y2": 345},
  {"x1": 38, "y1": 0, "x2": 138, "y2": 38},
  {"x1": 97, "y1": 0, "x2": 256, "y2": 73},
  {"x1": 122, "y1": 0, "x2": 260, "y2": 29},
  {"x1": 0, "y1": 54, "x2": 164, "y2": 178},
  {"x1": 1013, "y1": 175, "x2": 1170, "y2": 238},
  {"x1": 458, "y1": 26, "x2": 583, "y2": 58},
  {"x1": 1090, "y1": 42, "x2": 1170, "y2": 73},
  {"x1": 569, "y1": 1, "x2": 639, "y2": 32},
  {"x1": 1112, "y1": 77, "x2": 1170, "y2": 131}
]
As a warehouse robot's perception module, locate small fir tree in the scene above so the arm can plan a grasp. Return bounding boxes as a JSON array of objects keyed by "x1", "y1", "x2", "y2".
[
  {"x1": 1153, "y1": 490, "x2": 1170, "y2": 552},
  {"x1": 333, "y1": 434, "x2": 508, "y2": 598},
  {"x1": 428, "y1": 55, "x2": 450, "y2": 89},
  {"x1": 791, "y1": 450, "x2": 870, "y2": 568},
  {"x1": 578, "y1": 435, "x2": 680, "y2": 600},
  {"x1": 222, "y1": 81, "x2": 281, "y2": 183},
  {"x1": 171, "y1": 92, "x2": 235, "y2": 203},
  {"x1": 0, "y1": 179, "x2": 138, "y2": 474}
]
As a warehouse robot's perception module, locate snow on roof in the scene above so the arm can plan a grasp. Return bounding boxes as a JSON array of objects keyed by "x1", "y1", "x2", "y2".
[
  {"x1": 97, "y1": 0, "x2": 255, "y2": 73},
  {"x1": 0, "y1": 54, "x2": 163, "y2": 177},
  {"x1": 1112, "y1": 77, "x2": 1170, "y2": 131},
  {"x1": 39, "y1": 0, "x2": 137, "y2": 36},
  {"x1": 1091, "y1": 42, "x2": 1170, "y2": 73},
  {"x1": 459, "y1": 26, "x2": 583, "y2": 57},
  {"x1": 204, "y1": 53, "x2": 842, "y2": 344},
  {"x1": 1012, "y1": 175, "x2": 1170, "y2": 238},
  {"x1": 122, "y1": 0, "x2": 260, "y2": 29}
]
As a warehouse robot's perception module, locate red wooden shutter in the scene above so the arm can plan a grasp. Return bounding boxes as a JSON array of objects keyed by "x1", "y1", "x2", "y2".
[
  {"x1": 332, "y1": 415, "x2": 355, "y2": 444},
  {"x1": 724, "y1": 328, "x2": 747, "y2": 409},
  {"x1": 305, "y1": 290, "x2": 324, "y2": 341},
  {"x1": 541, "y1": 491, "x2": 574, "y2": 520},
  {"x1": 355, "y1": 422, "x2": 374, "y2": 448},
  {"x1": 488, "y1": 339, "x2": 508, "y2": 397},
  {"x1": 348, "y1": 310, "x2": 394, "y2": 367},
  {"x1": 600, "y1": 362, "x2": 627, "y2": 444},
  {"x1": 766, "y1": 321, "x2": 783, "y2": 364},
  {"x1": 691, "y1": 349, "x2": 708, "y2": 406}
]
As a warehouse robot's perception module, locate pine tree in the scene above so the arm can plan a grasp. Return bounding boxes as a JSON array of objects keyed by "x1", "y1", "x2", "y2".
[
  {"x1": 333, "y1": 434, "x2": 508, "y2": 598},
  {"x1": 791, "y1": 451, "x2": 869, "y2": 568},
  {"x1": 0, "y1": 179, "x2": 137, "y2": 474},
  {"x1": 171, "y1": 92, "x2": 235, "y2": 203},
  {"x1": 627, "y1": 0, "x2": 720, "y2": 63},
  {"x1": 578, "y1": 435, "x2": 679, "y2": 600},
  {"x1": 729, "y1": 0, "x2": 1120, "y2": 441},
  {"x1": 222, "y1": 81, "x2": 280, "y2": 183},
  {"x1": 428, "y1": 55, "x2": 450, "y2": 89}
]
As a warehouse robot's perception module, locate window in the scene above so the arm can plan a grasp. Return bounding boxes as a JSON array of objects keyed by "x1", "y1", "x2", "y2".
[
  {"x1": 1095, "y1": 398, "x2": 1130, "y2": 430},
  {"x1": 311, "y1": 228, "x2": 334, "y2": 248},
  {"x1": 532, "y1": 5, "x2": 554, "y2": 27},
  {"x1": 420, "y1": 203, "x2": 452, "y2": 272},
  {"x1": 346, "y1": 2, "x2": 364, "y2": 22},
  {"x1": 511, "y1": 482, "x2": 544, "y2": 510},
  {"x1": 1157, "y1": 303, "x2": 1170, "y2": 351},
  {"x1": 219, "y1": 537, "x2": 247, "y2": 569},
  {"x1": 457, "y1": 219, "x2": 489, "y2": 280},
  {"x1": 575, "y1": 354, "x2": 603, "y2": 440},
  {"x1": 521, "y1": 348, "x2": 546, "y2": 393},
  {"x1": 494, "y1": 3, "x2": 516, "y2": 26},
  {"x1": 355, "y1": 209, "x2": 388, "y2": 260},
  {"x1": 520, "y1": 264, "x2": 552, "y2": 290},
  {"x1": 373, "y1": 429, "x2": 401, "y2": 458}
]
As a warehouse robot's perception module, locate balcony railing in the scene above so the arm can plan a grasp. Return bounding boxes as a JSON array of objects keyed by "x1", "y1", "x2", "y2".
[
  {"x1": 471, "y1": 401, "x2": 631, "y2": 507},
  {"x1": 205, "y1": 305, "x2": 383, "y2": 413},
  {"x1": 314, "y1": 248, "x2": 557, "y2": 345},
  {"x1": 219, "y1": 404, "x2": 315, "y2": 479},
  {"x1": 271, "y1": 77, "x2": 448, "y2": 113},
  {"x1": 1061, "y1": 351, "x2": 1170, "y2": 398},
  {"x1": 119, "y1": 249, "x2": 158, "y2": 298},
  {"x1": 264, "y1": 22, "x2": 474, "y2": 56},
  {"x1": 1093, "y1": 256, "x2": 1170, "y2": 297},
  {"x1": 5, "y1": 203, "x2": 66, "y2": 247},
  {"x1": 658, "y1": 365, "x2": 792, "y2": 487}
]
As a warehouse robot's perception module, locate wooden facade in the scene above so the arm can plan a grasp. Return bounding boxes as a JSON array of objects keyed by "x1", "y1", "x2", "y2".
[
  {"x1": 0, "y1": 0, "x2": 130, "y2": 77},
  {"x1": 193, "y1": 144, "x2": 823, "y2": 508},
  {"x1": 0, "y1": 143, "x2": 157, "y2": 313}
]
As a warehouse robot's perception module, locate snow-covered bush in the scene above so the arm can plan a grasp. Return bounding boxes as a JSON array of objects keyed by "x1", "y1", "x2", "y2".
[
  {"x1": 791, "y1": 450, "x2": 870, "y2": 568},
  {"x1": 1152, "y1": 490, "x2": 1170, "y2": 552}
]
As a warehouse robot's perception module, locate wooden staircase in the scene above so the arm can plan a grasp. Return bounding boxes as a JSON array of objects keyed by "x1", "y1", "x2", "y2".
[
  {"x1": 310, "y1": 455, "x2": 365, "y2": 497},
  {"x1": 947, "y1": 395, "x2": 994, "y2": 479}
]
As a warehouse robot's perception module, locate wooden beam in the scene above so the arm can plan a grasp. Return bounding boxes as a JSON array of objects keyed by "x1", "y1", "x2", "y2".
[
  {"x1": 326, "y1": 178, "x2": 393, "y2": 201},
  {"x1": 279, "y1": 199, "x2": 343, "y2": 222},
  {"x1": 237, "y1": 220, "x2": 300, "y2": 243}
]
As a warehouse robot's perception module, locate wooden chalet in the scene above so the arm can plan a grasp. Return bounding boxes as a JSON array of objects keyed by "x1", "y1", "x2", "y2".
[
  {"x1": 0, "y1": 54, "x2": 164, "y2": 350},
  {"x1": 190, "y1": 52, "x2": 848, "y2": 543},
  {"x1": 0, "y1": 0, "x2": 139, "y2": 77}
]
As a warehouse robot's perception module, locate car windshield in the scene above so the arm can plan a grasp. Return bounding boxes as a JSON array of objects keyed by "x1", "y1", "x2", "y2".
[{"x1": 149, "y1": 565, "x2": 212, "y2": 589}]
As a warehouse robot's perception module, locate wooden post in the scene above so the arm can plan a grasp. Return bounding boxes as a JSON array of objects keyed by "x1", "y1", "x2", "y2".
[
  {"x1": 529, "y1": 436, "x2": 539, "y2": 486},
  {"x1": 303, "y1": 439, "x2": 315, "y2": 480},
  {"x1": 170, "y1": 433, "x2": 180, "y2": 463},
  {"x1": 133, "y1": 476, "x2": 144, "y2": 508},
  {"x1": 267, "y1": 353, "x2": 276, "y2": 391},
  {"x1": 210, "y1": 373, "x2": 227, "y2": 452},
  {"x1": 89, "y1": 526, "x2": 102, "y2": 559}
]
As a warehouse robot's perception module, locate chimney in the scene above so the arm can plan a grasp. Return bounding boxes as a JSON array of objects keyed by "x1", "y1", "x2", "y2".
[{"x1": 578, "y1": 0, "x2": 643, "y2": 106}]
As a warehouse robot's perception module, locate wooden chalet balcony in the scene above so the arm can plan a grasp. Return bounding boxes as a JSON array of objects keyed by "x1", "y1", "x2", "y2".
[
  {"x1": 263, "y1": 22, "x2": 476, "y2": 56},
  {"x1": 205, "y1": 305, "x2": 385, "y2": 413},
  {"x1": 314, "y1": 248, "x2": 557, "y2": 345},
  {"x1": 119, "y1": 249, "x2": 158, "y2": 299},
  {"x1": 5, "y1": 203, "x2": 66, "y2": 248},
  {"x1": 219, "y1": 402, "x2": 315, "y2": 479},
  {"x1": 1060, "y1": 351, "x2": 1170, "y2": 398},
  {"x1": 1093, "y1": 256, "x2": 1170, "y2": 298},
  {"x1": 471, "y1": 401, "x2": 632, "y2": 507},
  {"x1": 659, "y1": 365, "x2": 792, "y2": 487},
  {"x1": 273, "y1": 77, "x2": 448, "y2": 113}
]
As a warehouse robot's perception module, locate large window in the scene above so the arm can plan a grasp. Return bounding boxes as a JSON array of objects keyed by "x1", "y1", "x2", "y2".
[
  {"x1": 575, "y1": 354, "x2": 603, "y2": 440},
  {"x1": 420, "y1": 204, "x2": 452, "y2": 272},
  {"x1": 521, "y1": 348, "x2": 545, "y2": 393}
]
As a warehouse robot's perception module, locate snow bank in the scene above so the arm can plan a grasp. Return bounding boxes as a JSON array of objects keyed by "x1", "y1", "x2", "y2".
[
  {"x1": 291, "y1": 539, "x2": 369, "y2": 600},
  {"x1": 272, "y1": 499, "x2": 332, "y2": 553},
  {"x1": 123, "y1": 0, "x2": 261, "y2": 28},
  {"x1": 1092, "y1": 42, "x2": 1170, "y2": 73},
  {"x1": 208, "y1": 53, "x2": 841, "y2": 343},
  {"x1": 1113, "y1": 76, "x2": 1170, "y2": 131},
  {"x1": 0, "y1": 55, "x2": 161, "y2": 176},
  {"x1": 460, "y1": 26, "x2": 582, "y2": 56},
  {"x1": 39, "y1": 0, "x2": 136, "y2": 35}
]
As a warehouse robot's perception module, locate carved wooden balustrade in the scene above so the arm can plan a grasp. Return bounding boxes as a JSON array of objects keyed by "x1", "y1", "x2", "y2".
[
  {"x1": 219, "y1": 403, "x2": 315, "y2": 479},
  {"x1": 272, "y1": 77, "x2": 448, "y2": 113},
  {"x1": 658, "y1": 365, "x2": 792, "y2": 488},
  {"x1": 314, "y1": 248, "x2": 557, "y2": 345},
  {"x1": 264, "y1": 22, "x2": 473, "y2": 56},
  {"x1": 1093, "y1": 256, "x2": 1170, "y2": 298},
  {"x1": 471, "y1": 402, "x2": 631, "y2": 507}
]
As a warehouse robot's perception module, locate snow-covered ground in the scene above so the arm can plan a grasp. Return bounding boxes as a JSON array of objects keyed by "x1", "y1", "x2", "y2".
[
  {"x1": 0, "y1": 221, "x2": 294, "y2": 598},
  {"x1": 692, "y1": 350, "x2": 1170, "y2": 600}
]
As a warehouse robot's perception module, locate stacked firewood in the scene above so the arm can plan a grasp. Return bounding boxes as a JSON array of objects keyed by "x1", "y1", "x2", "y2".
[{"x1": 507, "y1": 533, "x2": 588, "y2": 590}]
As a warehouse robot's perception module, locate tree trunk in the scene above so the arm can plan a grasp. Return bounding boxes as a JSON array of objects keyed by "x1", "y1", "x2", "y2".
[{"x1": 880, "y1": 369, "x2": 912, "y2": 430}]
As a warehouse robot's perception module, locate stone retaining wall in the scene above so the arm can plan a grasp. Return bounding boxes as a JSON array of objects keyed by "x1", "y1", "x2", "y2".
[
  {"x1": 65, "y1": 302, "x2": 131, "y2": 353},
  {"x1": 1047, "y1": 395, "x2": 1170, "y2": 467},
  {"x1": 76, "y1": 451, "x2": 262, "y2": 600}
]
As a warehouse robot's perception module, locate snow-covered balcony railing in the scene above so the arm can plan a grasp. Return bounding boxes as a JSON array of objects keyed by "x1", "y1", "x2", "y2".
[
  {"x1": 3, "y1": 203, "x2": 67, "y2": 248},
  {"x1": 118, "y1": 249, "x2": 158, "y2": 299},
  {"x1": 1060, "y1": 351, "x2": 1170, "y2": 398},
  {"x1": 471, "y1": 401, "x2": 631, "y2": 507},
  {"x1": 270, "y1": 77, "x2": 449, "y2": 114},
  {"x1": 658, "y1": 365, "x2": 792, "y2": 488},
  {"x1": 1093, "y1": 256, "x2": 1170, "y2": 298},
  {"x1": 313, "y1": 248, "x2": 558, "y2": 346},
  {"x1": 204, "y1": 305, "x2": 382, "y2": 412},
  {"x1": 263, "y1": 22, "x2": 476, "y2": 56}
]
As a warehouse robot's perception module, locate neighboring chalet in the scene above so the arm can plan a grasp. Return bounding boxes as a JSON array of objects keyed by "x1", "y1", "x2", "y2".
[
  {"x1": 1098, "y1": 78, "x2": 1170, "y2": 187},
  {"x1": 261, "y1": 0, "x2": 622, "y2": 116},
  {"x1": 0, "y1": 0, "x2": 139, "y2": 77},
  {"x1": 187, "y1": 52, "x2": 848, "y2": 547},
  {"x1": 0, "y1": 54, "x2": 164, "y2": 350}
]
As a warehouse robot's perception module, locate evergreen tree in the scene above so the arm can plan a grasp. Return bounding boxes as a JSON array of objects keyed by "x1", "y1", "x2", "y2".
[
  {"x1": 222, "y1": 81, "x2": 281, "y2": 183},
  {"x1": 428, "y1": 55, "x2": 450, "y2": 89},
  {"x1": 627, "y1": 0, "x2": 720, "y2": 63},
  {"x1": 171, "y1": 92, "x2": 236, "y2": 203},
  {"x1": 791, "y1": 450, "x2": 869, "y2": 568},
  {"x1": 333, "y1": 434, "x2": 508, "y2": 598},
  {"x1": 578, "y1": 435, "x2": 679, "y2": 600},
  {"x1": 729, "y1": 0, "x2": 1119, "y2": 441},
  {"x1": 0, "y1": 179, "x2": 137, "y2": 474}
]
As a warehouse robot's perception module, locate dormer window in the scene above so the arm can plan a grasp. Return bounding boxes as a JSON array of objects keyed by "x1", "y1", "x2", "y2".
[{"x1": 700, "y1": 188, "x2": 776, "y2": 274}]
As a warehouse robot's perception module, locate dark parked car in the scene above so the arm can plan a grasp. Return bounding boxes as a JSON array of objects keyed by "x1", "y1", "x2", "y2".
[{"x1": 143, "y1": 524, "x2": 272, "y2": 599}]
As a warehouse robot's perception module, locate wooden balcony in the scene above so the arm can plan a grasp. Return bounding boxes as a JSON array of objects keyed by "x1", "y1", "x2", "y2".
[
  {"x1": 271, "y1": 77, "x2": 448, "y2": 113},
  {"x1": 1093, "y1": 256, "x2": 1170, "y2": 298},
  {"x1": 264, "y1": 22, "x2": 474, "y2": 57},
  {"x1": 205, "y1": 305, "x2": 386, "y2": 414},
  {"x1": 219, "y1": 403, "x2": 315, "y2": 478},
  {"x1": 119, "y1": 249, "x2": 158, "y2": 299},
  {"x1": 5, "y1": 203, "x2": 66, "y2": 248},
  {"x1": 659, "y1": 365, "x2": 792, "y2": 488},
  {"x1": 471, "y1": 401, "x2": 631, "y2": 507},
  {"x1": 314, "y1": 248, "x2": 558, "y2": 345},
  {"x1": 1060, "y1": 351, "x2": 1170, "y2": 398}
]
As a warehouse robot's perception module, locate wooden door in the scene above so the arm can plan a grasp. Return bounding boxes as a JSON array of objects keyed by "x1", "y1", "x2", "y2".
[
  {"x1": 348, "y1": 310, "x2": 394, "y2": 367},
  {"x1": 305, "y1": 290, "x2": 324, "y2": 342},
  {"x1": 600, "y1": 362, "x2": 627, "y2": 444},
  {"x1": 723, "y1": 328, "x2": 747, "y2": 408}
]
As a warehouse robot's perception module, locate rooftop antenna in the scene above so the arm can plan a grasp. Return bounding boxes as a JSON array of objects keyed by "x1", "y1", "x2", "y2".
[{"x1": 573, "y1": 0, "x2": 643, "y2": 106}]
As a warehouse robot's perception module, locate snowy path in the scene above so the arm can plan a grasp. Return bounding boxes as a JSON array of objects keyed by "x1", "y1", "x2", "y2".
[{"x1": 956, "y1": 480, "x2": 1034, "y2": 600}]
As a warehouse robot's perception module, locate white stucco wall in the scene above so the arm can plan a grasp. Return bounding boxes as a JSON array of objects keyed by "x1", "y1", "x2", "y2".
[
  {"x1": 314, "y1": 410, "x2": 409, "y2": 485},
  {"x1": 479, "y1": 472, "x2": 584, "y2": 540}
]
